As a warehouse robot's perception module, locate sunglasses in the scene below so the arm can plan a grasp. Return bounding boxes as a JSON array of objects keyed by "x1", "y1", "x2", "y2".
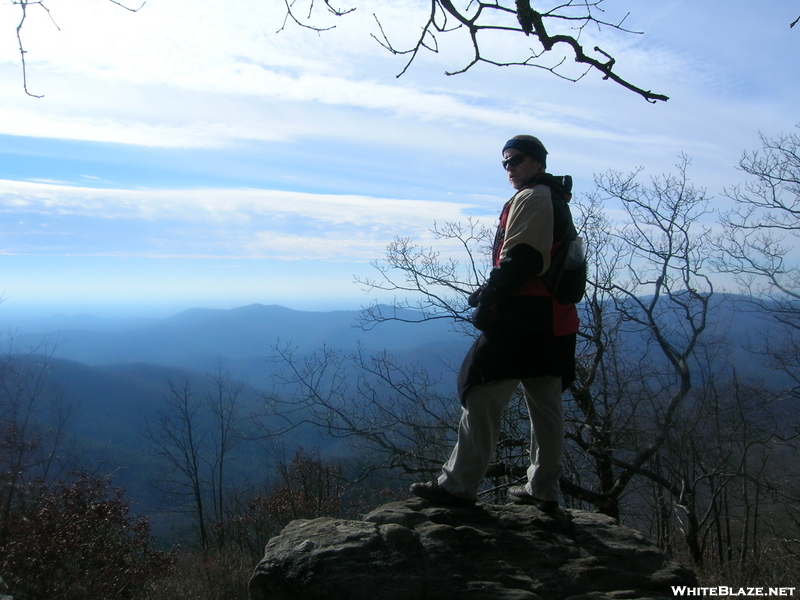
[{"x1": 501, "y1": 154, "x2": 527, "y2": 170}]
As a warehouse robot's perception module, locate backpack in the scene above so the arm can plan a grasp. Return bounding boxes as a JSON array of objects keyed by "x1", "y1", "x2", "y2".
[{"x1": 538, "y1": 175, "x2": 588, "y2": 304}]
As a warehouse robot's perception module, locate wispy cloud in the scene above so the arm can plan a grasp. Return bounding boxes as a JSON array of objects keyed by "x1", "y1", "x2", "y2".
[
  {"x1": 2, "y1": 0, "x2": 798, "y2": 312},
  {"x1": 0, "y1": 179, "x2": 496, "y2": 260},
  {"x1": 0, "y1": 0, "x2": 737, "y2": 153}
]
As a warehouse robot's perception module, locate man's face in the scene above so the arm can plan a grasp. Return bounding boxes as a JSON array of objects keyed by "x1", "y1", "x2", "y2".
[{"x1": 502, "y1": 149, "x2": 542, "y2": 190}]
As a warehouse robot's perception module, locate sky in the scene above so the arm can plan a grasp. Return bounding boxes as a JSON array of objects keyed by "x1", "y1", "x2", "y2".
[{"x1": 0, "y1": 0, "x2": 798, "y2": 320}]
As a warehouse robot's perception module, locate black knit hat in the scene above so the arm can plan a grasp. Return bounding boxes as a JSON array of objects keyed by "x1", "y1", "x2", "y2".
[{"x1": 502, "y1": 135, "x2": 547, "y2": 168}]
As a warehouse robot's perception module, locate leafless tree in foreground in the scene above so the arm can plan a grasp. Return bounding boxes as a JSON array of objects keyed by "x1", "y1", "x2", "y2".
[
  {"x1": 355, "y1": 218, "x2": 493, "y2": 336},
  {"x1": 270, "y1": 157, "x2": 717, "y2": 517},
  {"x1": 12, "y1": 0, "x2": 144, "y2": 98},
  {"x1": 558, "y1": 156, "x2": 714, "y2": 520},
  {"x1": 712, "y1": 128, "x2": 800, "y2": 570},
  {"x1": 265, "y1": 342, "x2": 462, "y2": 481},
  {"x1": 714, "y1": 127, "x2": 800, "y2": 398},
  {"x1": 142, "y1": 367, "x2": 250, "y2": 552},
  {"x1": 282, "y1": 0, "x2": 671, "y2": 102},
  {"x1": 0, "y1": 337, "x2": 73, "y2": 544}
]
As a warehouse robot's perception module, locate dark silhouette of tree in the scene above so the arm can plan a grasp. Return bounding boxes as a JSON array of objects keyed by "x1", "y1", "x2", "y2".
[
  {"x1": 0, "y1": 342, "x2": 73, "y2": 545},
  {"x1": 142, "y1": 367, "x2": 251, "y2": 552},
  {"x1": 14, "y1": 0, "x2": 669, "y2": 101},
  {"x1": 554, "y1": 156, "x2": 714, "y2": 521},
  {"x1": 0, "y1": 472, "x2": 176, "y2": 600},
  {"x1": 646, "y1": 367, "x2": 790, "y2": 567},
  {"x1": 715, "y1": 127, "x2": 800, "y2": 397},
  {"x1": 283, "y1": 0, "x2": 669, "y2": 102},
  {"x1": 268, "y1": 156, "x2": 719, "y2": 528},
  {"x1": 356, "y1": 219, "x2": 492, "y2": 335},
  {"x1": 14, "y1": 2, "x2": 798, "y2": 100},
  {"x1": 266, "y1": 343, "x2": 461, "y2": 481},
  {"x1": 229, "y1": 447, "x2": 345, "y2": 557},
  {"x1": 712, "y1": 127, "x2": 800, "y2": 570},
  {"x1": 12, "y1": 0, "x2": 144, "y2": 97}
]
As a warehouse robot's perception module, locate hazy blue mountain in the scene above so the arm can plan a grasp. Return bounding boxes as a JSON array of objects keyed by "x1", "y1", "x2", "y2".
[
  {"x1": 6, "y1": 296, "x2": 787, "y2": 391},
  {"x1": 2, "y1": 313, "x2": 161, "y2": 335},
  {"x1": 10, "y1": 305, "x2": 470, "y2": 382},
  {"x1": 36, "y1": 356, "x2": 326, "y2": 517},
  {"x1": 4, "y1": 304, "x2": 475, "y2": 516},
  {"x1": 5, "y1": 295, "x2": 793, "y2": 538},
  {"x1": 17, "y1": 357, "x2": 201, "y2": 509}
]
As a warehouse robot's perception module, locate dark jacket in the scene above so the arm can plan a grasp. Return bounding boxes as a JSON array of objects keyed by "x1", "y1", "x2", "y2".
[{"x1": 457, "y1": 174, "x2": 579, "y2": 403}]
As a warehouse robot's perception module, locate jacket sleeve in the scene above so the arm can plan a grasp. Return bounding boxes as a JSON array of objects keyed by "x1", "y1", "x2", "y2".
[
  {"x1": 500, "y1": 186, "x2": 553, "y2": 274},
  {"x1": 482, "y1": 186, "x2": 554, "y2": 299}
]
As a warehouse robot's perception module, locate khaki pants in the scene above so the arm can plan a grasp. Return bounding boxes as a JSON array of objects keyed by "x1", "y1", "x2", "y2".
[{"x1": 438, "y1": 376, "x2": 564, "y2": 502}]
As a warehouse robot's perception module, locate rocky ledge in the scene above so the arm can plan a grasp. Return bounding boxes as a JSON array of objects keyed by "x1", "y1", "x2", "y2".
[{"x1": 249, "y1": 499, "x2": 696, "y2": 600}]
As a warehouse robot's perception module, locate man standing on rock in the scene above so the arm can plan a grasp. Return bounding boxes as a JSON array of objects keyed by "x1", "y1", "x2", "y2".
[{"x1": 410, "y1": 135, "x2": 580, "y2": 511}]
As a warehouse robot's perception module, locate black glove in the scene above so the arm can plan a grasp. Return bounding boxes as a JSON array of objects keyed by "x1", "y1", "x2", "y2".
[
  {"x1": 468, "y1": 282, "x2": 499, "y2": 331},
  {"x1": 471, "y1": 297, "x2": 498, "y2": 331},
  {"x1": 467, "y1": 283, "x2": 487, "y2": 308}
]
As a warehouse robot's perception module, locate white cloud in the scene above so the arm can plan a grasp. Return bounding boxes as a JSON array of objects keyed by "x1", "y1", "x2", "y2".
[
  {"x1": 0, "y1": 179, "x2": 483, "y2": 220},
  {"x1": 0, "y1": 179, "x2": 496, "y2": 260},
  {"x1": 2, "y1": 0, "x2": 798, "y2": 311},
  {"x1": 0, "y1": 0, "x2": 757, "y2": 153},
  {"x1": 2, "y1": 0, "x2": 794, "y2": 192}
]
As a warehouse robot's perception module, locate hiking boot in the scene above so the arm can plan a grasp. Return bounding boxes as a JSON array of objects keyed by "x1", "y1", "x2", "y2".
[
  {"x1": 409, "y1": 481, "x2": 476, "y2": 507},
  {"x1": 508, "y1": 486, "x2": 558, "y2": 511}
]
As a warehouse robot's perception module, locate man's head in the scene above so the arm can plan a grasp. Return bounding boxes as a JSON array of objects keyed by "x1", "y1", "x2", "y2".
[{"x1": 502, "y1": 135, "x2": 547, "y2": 190}]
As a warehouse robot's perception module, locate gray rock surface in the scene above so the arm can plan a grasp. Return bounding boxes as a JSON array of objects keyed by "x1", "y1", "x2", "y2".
[{"x1": 249, "y1": 499, "x2": 696, "y2": 600}]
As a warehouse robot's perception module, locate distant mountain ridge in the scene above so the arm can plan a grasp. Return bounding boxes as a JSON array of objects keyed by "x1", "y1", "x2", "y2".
[
  {"x1": 3, "y1": 296, "x2": 789, "y2": 538},
  {"x1": 8, "y1": 304, "x2": 471, "y2": 380},
  {"x1": 4, "y1": 296, "x2": 785, "y2": 384}
]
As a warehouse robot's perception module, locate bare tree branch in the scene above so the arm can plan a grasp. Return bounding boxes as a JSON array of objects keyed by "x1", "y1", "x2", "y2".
[
  {"x1": 12, "y1": 0, "x2": 144, "y2": 98},
  {"x1": 713, "y1": 126, "x2": 800, "y2": 397},
  {"x1": 106, "y1": 0, "x2": 145, "y2": 11},
  {"x1": 282, "y1": 0, "x2": 668, "y2": 102},
  {"x1": 355, "y1": 218, "x2": 491, "y2": 334}
]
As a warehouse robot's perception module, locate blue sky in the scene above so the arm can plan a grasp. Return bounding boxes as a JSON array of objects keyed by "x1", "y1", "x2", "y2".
[{"x1": 0, "y1": 0, "x2": 798, "y2": 319}]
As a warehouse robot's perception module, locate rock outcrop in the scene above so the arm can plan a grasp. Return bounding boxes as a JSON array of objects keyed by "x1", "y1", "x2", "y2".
[{"x1": 249, "y1": 499, "x2": 696, "y2": 600}]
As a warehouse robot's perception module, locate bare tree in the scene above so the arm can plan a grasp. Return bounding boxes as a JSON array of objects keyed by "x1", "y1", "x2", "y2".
[
  {"x1": 144, "y1": 378, "x2": 211, "y2": 550},
  {"x1": 265, "y1": 342, "x2": 461, "y2": 481},
  {"x1": 356, "y1": 219, "x2": 492, "y2": 336},
  {"x1": 715, "y1": 126, "x2": 800, "y2": 398},
  {"x1": 283, "y1": 0, "x2": 669, "y2": 102},
  {"x1": 270, "y1": 155, "x2": 718, "y2": 527},
  {"x1": 142, "y1": 367, "x2": 251, "y2": 551},
  {"x1": 710, "y1": 127, "x2": 800, "y2": 573},
  {"x1": 636, "y1": 336, "x2": 792, "y2": 567},
  {"x1": 0, "y1": 338, "x2": 72, "y2": 543},
  {"x1": 15, "y1": 3, "x2": 796, "y2": 99},
  {"x1": 567, "y1": 157, "x2": 713, "y2": 514},
  {"x1": 571, "y1": 157, "x2": 796, "y2": 575},
  {"x1": 559, "y1": 192, "x2": 639, "y2": 516},
  {"x1": 593, "y1": 154, "x2": 713, "y2": 460},
  {"x1": 541, "y1": 156, "x2": 714, "y2": 524},
  {"x1": 12, "y1": 0, "x2": 144, "y2": 97}
]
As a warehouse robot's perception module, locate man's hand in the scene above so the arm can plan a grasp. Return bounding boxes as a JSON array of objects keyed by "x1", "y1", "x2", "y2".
[
  {"x1": 467, "y1": 283, "x2": 488, "y2": 308},
  {"x1": 471, "y1": 302, "x2": 495, "y2": 331}
]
